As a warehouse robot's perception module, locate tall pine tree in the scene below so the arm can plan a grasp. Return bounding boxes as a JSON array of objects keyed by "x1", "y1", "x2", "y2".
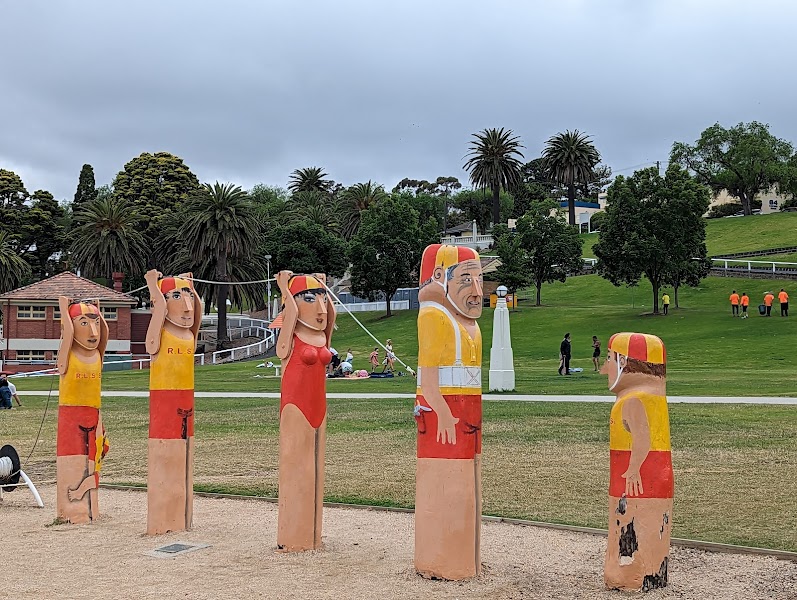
[{"x1": 73, "y1": 164, "x2": 97, "y2": 211}]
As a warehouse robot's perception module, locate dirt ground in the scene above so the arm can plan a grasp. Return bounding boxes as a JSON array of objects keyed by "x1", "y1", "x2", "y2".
[{"x1": 2, "y1": 486, "x2": 795, "y2": 600}]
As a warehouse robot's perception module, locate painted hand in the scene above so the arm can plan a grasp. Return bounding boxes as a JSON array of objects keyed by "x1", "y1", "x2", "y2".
[
  {"x1": 622, "y1": 469, "x2": 644, "y2": 497},
  {"x1": 276, "y1": 270, "x2": 294, "y2": 295},
  {"x1": 145, "y1": 269, "x2": 162, "y2": 285},
  {"x1": 436, "y1": 410, "x2": 459, "y2": 445}
]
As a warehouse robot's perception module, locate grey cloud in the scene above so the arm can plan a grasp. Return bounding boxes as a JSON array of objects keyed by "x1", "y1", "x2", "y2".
[{"x1": 2, "y1": 0, "x2": 796, "y2": 200}]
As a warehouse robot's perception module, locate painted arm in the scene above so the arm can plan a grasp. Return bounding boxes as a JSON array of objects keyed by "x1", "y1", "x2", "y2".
[
  {"x1": 275, "y1": 270, "x2": 296, "y2": 360},
  {"x1": 179, "y1": 272, "x2": 204, "y2": 343},
  {"x1": 95, "y1": 299, "x2": 109, "y2": 360},
  {"x1": 621, "y1": 396, "x2": 651, "y2": 497},
  {"x1": 57, "y1": 296, "x2": 73, "y2": 376},
  {"x1": 420, "y1": 366, "x2": 458, "y2": 444},
  {"x1": 145, "y1": 269, "x2": 166, "y2": 355}
]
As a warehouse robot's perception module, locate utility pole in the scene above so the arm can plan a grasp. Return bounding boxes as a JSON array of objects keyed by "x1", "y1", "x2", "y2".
[{"x1": 656, "y1": 161, "x2": 661, "y2": 175}]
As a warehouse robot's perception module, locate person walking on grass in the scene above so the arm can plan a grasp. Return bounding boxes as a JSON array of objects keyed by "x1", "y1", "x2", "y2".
[
  {"x1": 369, "y1": 347, "x2": 380, "y2": 372},
  {"x1": 558, "y1": 333, "x2": 572, "y2": 376},
  {"x1": 779, "y1": 288, "x2": 789, "y2": 317},
  {"x1": 764, "y1": 291, "x2": 775, "y2": 317},
  {"x1": 729, "y1": 290, "x2": 740, "y2": 317},
  {"x1": 661, "y1": 292, "x2": 670, "y2": 316},
  {"x1": 592, "y1": 336, "x2": 601, "y2": 372},
  {"x1": 740, "y1": 292, "x2": 749, "y2": 319}
]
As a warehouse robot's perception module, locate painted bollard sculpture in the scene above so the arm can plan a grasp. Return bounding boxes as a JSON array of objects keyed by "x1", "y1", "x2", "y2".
[
  {"x1": 56, "y1": 297, "x2": 110, "y2": 524},
  {"x1": 601, "y1": 333, "x2": 673, "y2": 592},
  {"x1": 145, "y1": 270, "x2": 202, "y2": 535},
  {"x1": 275, "y1": 271, "x2": 336, "y2": 551},
  {"x1": 414, "y1": 244, "x2": 483, "y2": 580}
]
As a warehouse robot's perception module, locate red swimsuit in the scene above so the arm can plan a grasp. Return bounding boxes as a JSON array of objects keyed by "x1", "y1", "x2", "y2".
[{"x1": 280, "y1": 336, "x2": 332, "y2": 429}]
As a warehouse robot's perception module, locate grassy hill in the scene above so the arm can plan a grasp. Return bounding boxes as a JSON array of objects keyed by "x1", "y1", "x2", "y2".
[
  {"x1": 18, "y1": 273, "x2": 796, "y2": 397},
  {"x1": 581, "y1": 211, "x2": 797, "y2": 259}
]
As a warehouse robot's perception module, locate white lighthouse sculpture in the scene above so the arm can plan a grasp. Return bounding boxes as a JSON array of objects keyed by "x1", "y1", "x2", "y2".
[{"x1": 488, "y1": 285, "x2": 515, "y2": 391}]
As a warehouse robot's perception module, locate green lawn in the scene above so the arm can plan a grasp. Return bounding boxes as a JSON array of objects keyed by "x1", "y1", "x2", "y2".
[
  {"x1": 13, "y1": 274, "x2": 796, "y2": 397},
  {"x1": 581, "y1": 212, "x2": 797, "y2": 259},
  {"x1": 4, "y1": 395, "x2": 795, "y2": 551}
]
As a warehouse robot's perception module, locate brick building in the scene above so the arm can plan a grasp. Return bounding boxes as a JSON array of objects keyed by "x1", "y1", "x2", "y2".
[{"x1": 0, "y1": 272, "x2": 138, "y2": 372}]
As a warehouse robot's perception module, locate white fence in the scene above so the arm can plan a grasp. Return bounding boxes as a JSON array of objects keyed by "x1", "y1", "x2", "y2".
[
  {"x1": 440, "y1": 234, "x2": 494, "y2": 249},
  {"x1": 200, "y1": 315, "x2": 276, "y2": 364},
  {"x1": 711, "y1": 258, "x2": 797, "y2": 274},
  {"x1": 336, "y1": 300, "x2": 410, "y2": 313}
]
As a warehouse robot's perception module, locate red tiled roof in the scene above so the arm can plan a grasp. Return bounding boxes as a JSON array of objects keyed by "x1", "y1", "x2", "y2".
[{"x1": 0, "y1": 272, "x2": 138, "y2": 304}]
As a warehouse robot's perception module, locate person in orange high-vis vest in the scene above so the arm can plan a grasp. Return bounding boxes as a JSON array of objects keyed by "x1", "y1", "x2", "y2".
[
  {"x1": 740, "y1": 292, "x2": 750, "y2": 319},
  {"x1": 145, "y1": 270, "x2": 202, "y2": 535},
  {"x1": 601, "y1": 333, "x2": 673, "y2": 592},
  {"x1": 414, "y1": 244, "x2": 483, "y2": 580},
  {"x1": 56, "y1": 297, "x2": 110, "y2": 524},
  {"x1": 778, "y1": 288, "x2": 789, "y2": 317},
  {"x1": 764, "y1": 291, "x2": 775, "y2": 317},
  {"x1": 729, "y1": 290, "x2": 740, "y2": 317}
]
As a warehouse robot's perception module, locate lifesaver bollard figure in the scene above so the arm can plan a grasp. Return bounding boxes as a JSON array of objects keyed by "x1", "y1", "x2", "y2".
[
  {"x1": 275, "y1": 271, "x2": 336, "y2": 551},
  {"x1": 414, "y1": 244, "x2": 483, "y2": 580},
  {"x1": 145, "y1": 270, "x2": 202, "y2": 535},
  {"x1": 601, "y1": 333, "x2": 673, "y2": 592},
  {"x1": 56, "y1": 297, "x2": 110, "y2": 524}
]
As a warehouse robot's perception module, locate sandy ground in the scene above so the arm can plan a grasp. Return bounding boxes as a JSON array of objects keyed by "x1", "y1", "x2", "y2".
[{"x1": 2, "y1": 486, "x2": 795, "y2": 600}]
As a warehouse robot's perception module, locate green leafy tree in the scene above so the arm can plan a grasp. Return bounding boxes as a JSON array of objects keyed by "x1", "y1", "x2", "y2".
[
  {"x1": 339, "y1": 181, "x2": 389, "y2": 240},
  {"x1": 511, "y1": 158, "x2": 556, "y2": 218},
  {"x1": 452, "y1": 189, "x2": 513, "y2": 235},
  {"x1": 349, "y1": 196, "x2": 438, "y2": 317},
  {"x1": 288, "y1": 167, "x2": 332, "y2": 194},
  {"x1": 491, "y1": 224, "x2": 531, "y2": 304},
  {"x1": 0, "y1": 168, "x2": 28, "y2": 207},
  {"x1": 0, "y1": 230, "x2": 31, "y2": 292},
  {"x1": 73, "y1": 164, "x2": 97, "y2": 212},
  {"x1": 671, "y1": 121, "x2": 795, "y2": 216},
  {"x1": 463, "y1": 128, "x2": 524, "y2": 227},
  {"x1": 0, "y1": 168, "x2": 30, "y2": 231},
  {"x1": 542, "y1": 129, "x2": 601, "y2": 226},
  {"x1": 20, "y1": 190, "x2": 67, "y2": 278},
  {"x1": 262, "y1": 220, "x2": 348, "y2": 278},
  {"x1": 112, "y1": 151, "x2": 201, "y2": 259},
  {"x1": 496, "y1": 201, "x2": 583, "y2": 306},
  {"x1": 70, "y1": 195, "x2": 148, "y2": 279},
  {"x1": 589, "y1": 210, "x2": 607, "y2": 232},
  {"x1": 593, "y1": 165, "x2": 711, "y2": 313},
  {"x1": 181, "y1": 182, "x2": 260, "y2": 349}
]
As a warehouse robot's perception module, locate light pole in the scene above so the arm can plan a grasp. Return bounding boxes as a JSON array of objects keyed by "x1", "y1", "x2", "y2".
[{"x1": 265, "y1": 254, "x2": 272, "y2": 321}]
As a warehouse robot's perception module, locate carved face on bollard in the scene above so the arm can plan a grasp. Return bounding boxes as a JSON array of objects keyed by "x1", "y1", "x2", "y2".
[
  {"x1": 69, "y1": 302, "x2": 103, "y2": 351},
  {"x1": 159, "y1": 277, "x2": 196, "y2": 329},
  {"x1": 288, "y1": 275, "x2": 329, "y2": 333}
]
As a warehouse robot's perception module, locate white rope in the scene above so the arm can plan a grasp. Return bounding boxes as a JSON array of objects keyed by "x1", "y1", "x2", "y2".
[
  {"x1": 121, "y1": 276, "x2": 277, "y2": 297},
  {"x1": 320, "y1": 282, "x2": 416, "y2": 377}
]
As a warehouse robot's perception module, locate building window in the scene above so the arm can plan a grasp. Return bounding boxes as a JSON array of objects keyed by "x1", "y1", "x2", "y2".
[
  {"x1": 16, "y1": 350, "x2": 47, "y2": 361},
  {"x1": 102, "y1": 307, "x2": 118, "y2": 321},
  {"x1": 53, "y1": 308, "x2": 61, "y2": 319},
  {"x1": 17, "y1": 305, "x2": 47, "y2": 319}
]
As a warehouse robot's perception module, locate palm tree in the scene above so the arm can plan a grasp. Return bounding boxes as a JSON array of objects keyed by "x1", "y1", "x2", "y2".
[
  {"x1": 339, "y1": 181, "x2": 388, "y2": 240},
  {"x1": 0, "y1": 231, "x2": 31, "y2": 292},
  {"x1": 463, "y1": 128, "x2": 524, "y2": 227},
  {"x1": 288, "y1": 167, "x2": 332, "y2": 195},
  {"x1": 70, "y1": 195, "x2": 148, "y2": 279},
  {"x1": 182, "y1": 182, "x2": 260, "y2": 349},
  {"x1": 542, "y1": 130, "x2": 601, "y2": 226},
  {"x1": 289, "y1": 190, "x2": 340, "y2": 233}
]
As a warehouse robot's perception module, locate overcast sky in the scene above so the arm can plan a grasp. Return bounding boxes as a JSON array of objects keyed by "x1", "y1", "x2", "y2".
[{"x1": 2, "y1": 0, "x2": 794, "y2": 201}]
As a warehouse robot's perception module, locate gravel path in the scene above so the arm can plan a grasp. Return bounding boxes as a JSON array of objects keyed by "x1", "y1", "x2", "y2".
[{"x1": 2, "y1": 487, "x2": 795, "y2": 599}]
